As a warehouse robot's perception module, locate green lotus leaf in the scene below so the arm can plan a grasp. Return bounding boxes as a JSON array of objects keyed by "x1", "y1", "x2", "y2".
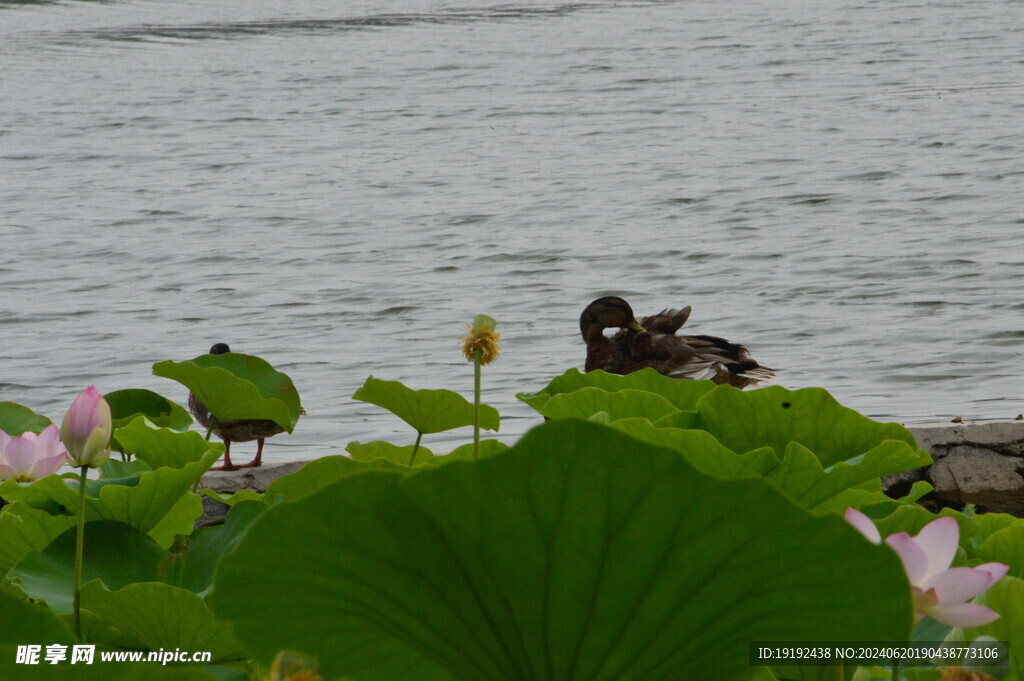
[
  {"x1": 0, "y1": 402, "x2": 52, "y2": 436},
  {"x1": 972, "y1": 513, "x2": 1024, "y2": 546},
  {"x1": 976, "y1": 524, "x2": 1024, "y2": 578},
  {"x1": 0, "y1": 581, "x2": 72, "y2": 644},
  {"x1": 347, "y1": 440, "x2": 435, "y2": 466},
  {"x1": 12, "y1": 521, "x2": 165, "y2": 614},
  {"x1": 0, "y1": 501, "x2": 78, "y2": 576},
  {"x1": 161, "y1": 500, "x2": 269, "y2": 594},
  {"x1": 106, "y1": 388, "x2": 193, "y2": 453},
  {"x1": 0, "y1": 449, "x2": 219, "y2": 548},
  {"x1": 540, "y1": 387, "x2": 680, "y2": 422},
  {"x1": 874, "y1": 506, "x2": 977, "y2": 543},
  {"x1": 116, "y1": 416, "x2": 225, "y2": 469},
  {"x1": 899, "y1": 481, "x2": 934, "y2": 505},
  {"x1": 691, "y1": 385, "x2": 920, "y2": 466},
  {"x1": 100, "y1": 459, "x2": 152, "y2": 479},
  {"x1": 516, "y1": 368, "x2": 715, "y2": 413},
  {"x1": 264, "y1": 454, "x2": 411, "y2": 502},
  {"x1": 212, "y1": 420, "x2": 912, "y2": 681},
  {"x1": 764, "y1": 440, "x2": 932, "y2": 511},
  {"x1": 146, "y1": 492, "x2": 206, "y2": 549},
  {"x1": 426, "y1": 439, "x2": 510, "y2": 465},
  {"x1": 82, "y1": 581, "x2": 245, "y2": 663},
  {"x1": 959, "y1": 576, "x2": 1024, "y2": 681},
  {"x1": 601, "y1": 417, "x2": 780, "y2": 479},
  {"x1": 651, "y1": 410, "x2": 701, "y2": 429},
  {"x1": 153, "y1": 352, "x2": 302, "y2": 433},
  {"x1": 352, "y1": 376, "x2": 499, "y2": 434}
]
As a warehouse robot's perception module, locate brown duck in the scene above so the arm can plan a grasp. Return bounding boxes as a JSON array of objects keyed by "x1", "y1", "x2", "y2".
[
  {"x1": 580, "y1": 296, "x2": 775, "y2": 388},
  {"x1": 188, "y1": 342, "x2": 285, "y2": 471}
]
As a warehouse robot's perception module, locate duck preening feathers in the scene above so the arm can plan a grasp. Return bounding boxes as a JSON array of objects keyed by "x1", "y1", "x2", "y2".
[{"x1": 580, "y1": 296, "x2": 775, "y2": 389}]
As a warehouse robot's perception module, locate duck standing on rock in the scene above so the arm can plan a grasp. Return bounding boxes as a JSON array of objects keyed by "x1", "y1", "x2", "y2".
[
  {"x1": 188, "y1": 342, "x2": 285, "y2": 471},
  {"x1": 580, "y1": 296, "x2": 775, "y2": 389}
]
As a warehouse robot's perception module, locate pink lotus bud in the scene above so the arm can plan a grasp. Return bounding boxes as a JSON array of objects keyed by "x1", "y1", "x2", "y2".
[
  {"x1": 60, "y1": 387, "x2": 112, "y2": 468},
  {"x1": 0, "y1": 424, "x2": 69, "y2": 482}
]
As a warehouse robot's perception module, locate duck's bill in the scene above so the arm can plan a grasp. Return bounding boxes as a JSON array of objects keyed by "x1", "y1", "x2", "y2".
[{"x1": 628, "y1": 319, "x2": 647, "y2": 333}]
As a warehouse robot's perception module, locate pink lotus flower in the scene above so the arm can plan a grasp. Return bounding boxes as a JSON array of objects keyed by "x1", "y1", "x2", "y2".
[
  {"x1": 846, "y1": 508, "x2": 1008, "y2": 627},
  {"x1": 0, "y1": 424, "x2": 69, "y2": 482},
  {"x1": 60, "y1": 387, "x2": 112, "y2": 468}
]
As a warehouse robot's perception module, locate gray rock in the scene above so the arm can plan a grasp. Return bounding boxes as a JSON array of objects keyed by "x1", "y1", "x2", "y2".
[
  {"x1": 196, "y1": 459, "x2": 313, "y2": 527},
  {"x1": 892, "y1": 421, "x2": 1024, "y2": 516}
]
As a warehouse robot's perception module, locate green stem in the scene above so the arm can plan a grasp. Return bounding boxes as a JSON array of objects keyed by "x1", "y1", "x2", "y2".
[
  {"x1": 409, "y1": 432, "x2": 423, "y2": 466},
  {"x1": 891, "y1": 658, "x2": 899, "y2": 681},
  {"x1": 473, "y1": 347, "x2": 482, "y2": 460},
  {"x1": 73, "y1": 465, "x2": 88, "y2": 641}
]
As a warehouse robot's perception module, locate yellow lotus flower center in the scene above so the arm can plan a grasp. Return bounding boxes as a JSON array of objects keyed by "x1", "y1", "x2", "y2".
[{"x1": 460, "y1": 325, "x2": 501, "y2": 365}]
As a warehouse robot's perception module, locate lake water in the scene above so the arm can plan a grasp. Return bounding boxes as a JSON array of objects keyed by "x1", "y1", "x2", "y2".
[{"x1": 2, "y1": 0, "x2": 1022, "y2": 460}]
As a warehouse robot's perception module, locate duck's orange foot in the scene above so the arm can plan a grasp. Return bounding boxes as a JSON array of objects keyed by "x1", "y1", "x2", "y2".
[
  {"x1": 236, "y1": 459, "x2": 262, "y2": 468},
  {"x1": 210, "y1": 462, "x2": 240, "y2": 472}
]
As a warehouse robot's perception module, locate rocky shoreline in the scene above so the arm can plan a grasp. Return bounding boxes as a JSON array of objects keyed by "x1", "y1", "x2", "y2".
[{"x1": 197, "y1": 420, "x2": 1024, "y2": 525}]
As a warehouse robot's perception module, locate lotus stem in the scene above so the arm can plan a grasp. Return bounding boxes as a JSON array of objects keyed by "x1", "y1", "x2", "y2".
[
  {"x1": 73, "y1": 465, "x2": 87, "y2": 641},
  {"x1": 410, "y1": 432, "x2": 423, "y2": 466},
  {"x1": 473, "y1": 346, "x2": 482, "y2": 460},
  {"x1": 204, "y1": 416, "x2": 216, "y2": 441},
  {"x1": 891, "y1": 659, "x2": 899, "y2": 681}
]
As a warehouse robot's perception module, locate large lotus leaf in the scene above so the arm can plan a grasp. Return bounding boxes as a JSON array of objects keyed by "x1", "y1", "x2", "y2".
[
  {"x1": 146, "y1": 492, "x2": 206, "y2": 549},
  {"x1": 601, "y1": 417, "x2": 780, "y2": 479},
  {"x1": 976, "y1": 524, "x2": 1024, "y2": 578},
  {"x1": 352, "y1": 376, "x2": 499, "y2": 434},
  {"x1": 82, "y1": 581, "x2": 245, "y2": 663},
  {"x1": 516, "y1": 368, "x2": 715, "y2": 413},
  {"x1": 972, "y1": 513, "x2": 1024, "y2": 546},
  {"x1": 162, "y1": 500, "x2": 269, "y2": 594},
  {"x1": 116, "y1": 416, "x2": 225, "y2": 469},
  {"x1": 212, "y1": 420, "x2": 912, "y2": 681},
  {"x1": 691, "y1": 385, "x2": 919, "y2": 466},
  {"x1": 425, "y1": 439, "x2": 511, "y2": 466},
  {"x1": 153, "y1": 352, "x2": 302, "y2": 433},
  {"x1": 106, "y1": 389, "x2": 192, "y2": 453},
  {"x1": 0, "y1": 581, "x2": 72, "y2": 644},
  {"x1": 106, "y1": 389, "x2": 193, "y2": 431},
  {"x1": 0, "y1": 502, "x2": 78, "y2": 575},
  {"x1": 651, "y1": 410, "x2": 701, "y2": 429},
  {"x1": 540, "y1": 387, "x2": 680, "y2": 422},
  {"x1": 263, "y1": 455, "x2": 410, "y2": 503},
  {"x1": 101, "y1": 459, "x2": 152, "y2": 479},
  {"x1": 765, "y1": 440, "x2": 932, "y2": 512},
  {"x1": 0, "y1": 402, "x2": 52, "y2": 436},
  {"x1": 958, "y1": 576, "x2": 1024, "y2": 681},
  {"x1": 12, "y1": 521, "x2": 165, "y2": 614},
  {"x1": 873, "y1": 506, "x2": 977, "y2": 544},
  {"x1": 0, "y1": 449, "x2": 218, "y2": 548},
  {"x1": 347, "y1": 439, "x2": 435, "y2": 466}
]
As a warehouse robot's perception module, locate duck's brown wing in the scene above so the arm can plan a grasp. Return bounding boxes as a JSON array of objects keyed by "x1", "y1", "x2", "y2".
[
  {"x1": 615, "y1": 331, "x2": 774, "y2": 387},
  {"x1": 615, "y1": 331, "x2": 697, "y2": 376},
  {"x1": 639, "y1": 306, "x2": 692, "y2": 334},
  {"x1": 680, "y1": 335, "x2": 775, "y2": 387}
]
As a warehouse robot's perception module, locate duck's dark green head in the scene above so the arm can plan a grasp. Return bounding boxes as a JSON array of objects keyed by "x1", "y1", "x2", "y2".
[
  {"x1": 209, "y1": 343, "x2": 231, "y2": 355},
  {"x1": 580, "y1": 296, "x2": 646, "y2": 337}
]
